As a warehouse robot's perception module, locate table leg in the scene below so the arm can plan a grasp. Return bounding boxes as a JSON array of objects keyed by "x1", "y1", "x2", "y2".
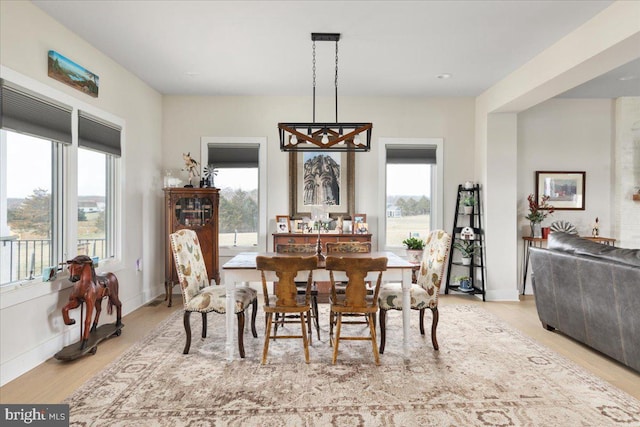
[
  {"x1": 401, "y1": 268, "x2": 412, "y2": 359},
  {"x1": 522, "y1": 241, "x2": 531, "y2": 295},
  {"x1": 224, "y1": 271, "x2": 236, "y2": 361}
]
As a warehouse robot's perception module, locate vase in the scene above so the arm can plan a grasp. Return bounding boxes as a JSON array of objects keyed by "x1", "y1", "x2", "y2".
[
  {"x1": 406, "y1": 249, "x2": 423, "y2": 264},
  {"x1": 530, "y1": 222, "x2": 542, "y2": 238}
]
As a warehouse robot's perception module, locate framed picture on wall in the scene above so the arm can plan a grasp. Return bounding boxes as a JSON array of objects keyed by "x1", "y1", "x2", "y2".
[
  {"x1": 289, "y1": 151, "x2": 355, "y2": 218},
  {"x1": 535, "y1": 171, "x2": 585, "y2": 210},
  {"x1": 276, "y1": 215, "x2": 290, "y2": 233}
]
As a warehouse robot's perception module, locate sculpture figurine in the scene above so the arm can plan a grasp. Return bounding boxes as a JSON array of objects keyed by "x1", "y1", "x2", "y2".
[
  {"x1": 182, "y1": 152, "x2": 200, "y2": 187},
  {"x1": 336, "y1": 215, "x2": 344, "y2": 234},
  {"x1": 592, "y1": 217, "x2": 599, "y2": 237}
]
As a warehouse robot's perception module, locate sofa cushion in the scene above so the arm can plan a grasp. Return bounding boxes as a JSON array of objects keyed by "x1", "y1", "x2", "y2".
[{"x1": 548, "y1": 232, "x2": 640, "y2": 268}]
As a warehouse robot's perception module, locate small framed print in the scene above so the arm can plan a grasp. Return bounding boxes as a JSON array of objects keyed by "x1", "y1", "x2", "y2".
[
  {"x1": 276, "y1": 215, "x2": 290, "y2": 233},
  {"x1": 352, "y1": 214, "x2": 366, "y2": 233},
  {"x1": 355, "y1": 222, "x2": 369, "y2": 234}
]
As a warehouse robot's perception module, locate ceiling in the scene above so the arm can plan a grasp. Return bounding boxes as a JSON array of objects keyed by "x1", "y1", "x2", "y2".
[{"x1": 32, "y1": 0, "x2": 639, "y2": 99}]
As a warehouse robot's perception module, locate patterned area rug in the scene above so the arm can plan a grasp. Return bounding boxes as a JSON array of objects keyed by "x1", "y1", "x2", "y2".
[{"x1": 65, "y1": 305, "x2": 640, "y2": 426}]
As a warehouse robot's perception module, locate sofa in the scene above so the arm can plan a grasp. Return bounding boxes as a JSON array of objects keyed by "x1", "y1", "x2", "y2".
[{"x1": 529, "y1": 232, "x2": 640, "y2": 372}]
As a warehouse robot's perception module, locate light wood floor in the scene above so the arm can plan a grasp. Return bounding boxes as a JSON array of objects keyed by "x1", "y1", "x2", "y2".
[{"x1": 1, "y1": 294, "x2": 638, "y2": 404}]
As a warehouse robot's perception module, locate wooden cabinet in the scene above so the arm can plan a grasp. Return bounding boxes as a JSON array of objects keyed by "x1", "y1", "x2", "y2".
[
  {"x1": 272, "y1": 233, "x2": 372, "y2": 252},
  {"x1": 164, "y1": 187, "x2": 219, "y2": 307}
]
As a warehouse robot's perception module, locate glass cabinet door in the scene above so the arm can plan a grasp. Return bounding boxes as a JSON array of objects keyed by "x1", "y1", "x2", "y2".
[{"x1": 174, "y1": 197, "x2": 213, "y2": 227}]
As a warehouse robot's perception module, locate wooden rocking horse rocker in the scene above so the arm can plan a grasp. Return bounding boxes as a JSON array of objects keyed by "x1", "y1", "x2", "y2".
[{"x1": 60, "y1": 255, "x2": 123, "y2": 355}]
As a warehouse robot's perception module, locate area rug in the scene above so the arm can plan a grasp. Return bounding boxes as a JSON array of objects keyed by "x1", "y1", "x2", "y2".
[{"x1": 64, "y1": 305, "x2": 640, "y2": 426}]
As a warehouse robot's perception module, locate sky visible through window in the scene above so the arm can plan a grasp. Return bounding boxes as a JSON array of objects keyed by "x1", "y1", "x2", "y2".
[{"x1": 6, "y1": 132, "x2": 105, "y2": 198}]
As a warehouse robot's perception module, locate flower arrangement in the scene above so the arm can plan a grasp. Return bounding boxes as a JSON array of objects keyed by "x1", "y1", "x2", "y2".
[{"x1": 525, "y1": 193, "x2": 554, "y2": 224}]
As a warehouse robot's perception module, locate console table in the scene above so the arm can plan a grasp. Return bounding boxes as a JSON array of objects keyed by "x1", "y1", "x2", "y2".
[{"x1": 521, "y1": 235, "x2": 615, "y2": 294}]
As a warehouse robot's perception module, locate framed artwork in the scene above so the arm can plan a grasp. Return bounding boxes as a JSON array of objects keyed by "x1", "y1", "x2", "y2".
[
  {"x1": 535, "y1": 171, "x2": 585, "y2": 210},
  {"x1": 353, "y1": 214, "x2": 367, "y2": 224},
  {"x1": 355, "y1": 222, "x2": 369, "y2": 234},
  {"x1": 48, "y1": 50, "x2": 99, "y2": 98},
  {"x1": 275, "y1": 215, "x2": 290, "y2": 233},
  {"x1": 289, "y1": 151, "x2": 355, "y2": 218}
]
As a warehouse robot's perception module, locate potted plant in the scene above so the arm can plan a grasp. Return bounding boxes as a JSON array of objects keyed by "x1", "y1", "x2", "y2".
[
  {"x1": 454, "y1": 275, "x2": 473, "y2": 292},
  {"x1": 461, "y1": 195, "x2": 475, "y2": 214},
  {"x1": 402, "y1": 236, "x2": 425, "y2": 263},
  {"x1": 525, "y1": 193, "x2": 554, "y2": 237},
  {"x1": 453, "y1": 240, "x2": 478, "y2": 265}
]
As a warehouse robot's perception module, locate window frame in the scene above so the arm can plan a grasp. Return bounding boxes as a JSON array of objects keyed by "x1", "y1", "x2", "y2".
[
  {"x1": 0, "y1": 66, "x2": 124, "y2": 308},
  {"x1": 200, "y1": 136, "x2": 267, "y2": 256},
  {"x1": 378, "y1": 137, "x2": 444, "y2": 253}
]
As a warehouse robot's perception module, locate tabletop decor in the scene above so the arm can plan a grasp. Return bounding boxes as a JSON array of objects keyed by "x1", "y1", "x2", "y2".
[{"x1": 525, "y1": 193, "x2": 554, "y2": 237}]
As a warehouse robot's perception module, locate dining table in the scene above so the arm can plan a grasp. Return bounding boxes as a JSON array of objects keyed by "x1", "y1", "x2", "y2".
[{"x1": 222, "y1": 251, "x2": 414, "y2": 361}]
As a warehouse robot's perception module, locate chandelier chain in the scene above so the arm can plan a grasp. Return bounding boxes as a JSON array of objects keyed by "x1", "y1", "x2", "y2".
[
  {"x1": 312, "y1": 40, "x2": 316, "y2": 123},
  {"x1": 335, "y1": 40, "x2": 339, "y2": 122}
]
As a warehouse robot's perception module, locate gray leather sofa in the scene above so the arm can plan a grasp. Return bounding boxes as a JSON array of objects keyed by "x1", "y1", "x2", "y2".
[{"x1": 529, "y1": 232, "x2": 640, "y2": 372}]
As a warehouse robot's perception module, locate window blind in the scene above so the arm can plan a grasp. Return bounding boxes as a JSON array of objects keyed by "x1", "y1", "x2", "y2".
[
  {"x1": 78, "y1": 110, "x2": 122, "y2": 157},
  {"x1": 207, "y1": 143, "x2": 259, "y2": 168},
  {"x1": 0, "y1": 79, "x2": 72, "y2": 145},
  {"x1": 386, "y1": 145, "x2": 437, "y2": 164}
]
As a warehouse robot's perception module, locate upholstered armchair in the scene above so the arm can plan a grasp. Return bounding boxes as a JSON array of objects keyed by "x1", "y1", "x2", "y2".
[
  {"x1": 378, "y1": 229, "x2": 451, "y2": 353},
  {"x1": 169, "y1": 229, "x2": 258, "y2": 358}
]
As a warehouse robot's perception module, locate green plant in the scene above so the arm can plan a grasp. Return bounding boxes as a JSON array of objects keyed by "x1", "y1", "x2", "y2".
[
  {"x1": 402, "y1": 236, "x2": 425, "y2": 250},
  {"x1": 454, "y1": 275, "x2": 471, "y2": 283},
  {"x1": 453, "y1": 240, "x2": 478, "y2": 257},
  {"x1": 462, "y1": 195, "x2": 475, "y2": 207},
  {"x1": 525, "y1": 193, "x2": 554, "y2": 223}
]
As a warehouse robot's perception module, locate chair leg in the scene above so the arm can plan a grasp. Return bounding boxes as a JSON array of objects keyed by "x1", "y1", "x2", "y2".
[
  {"x1": 419, "y1": 308, "x2": 425, "y2": 335},
  {"x1": 306, "y1": 307, "x2": 313, "y2": 345},
  {"x1": 430, "y1": 307, "x2": 439, "y2": 350},
  {"x1": 332, "y1": 314, "x2": 342, "y2": 364},
  {"x1": 183, "y1": 311, "x2": 192, "y2": 354},
  {"x1": 237, "y1": 312, "x2": 246, "y2": 358},
  {"x1": 329, "y1": 310, "x2": 335, "y2": 346},
  {"x1": 300, "y1": 311, "x2": 310, "y2": 363},
  {"x1": 262, "y1": 312, "x2": 273, "y2": 364},
  {"x1": 312, "y1": 294, "x2": 321, "y2": 340},
  {"x1": 379, "y1": 308, "x2": 387, "y2": 354},
  {"x1": 368, "y1": 313, "x2": 380, "y2": 365},
  {"x1": 250, "y1": 299, "x2": 258, "y2": 338},
  {"x1": 201, "y1": 312, "x2": 207, "y2": 338}
]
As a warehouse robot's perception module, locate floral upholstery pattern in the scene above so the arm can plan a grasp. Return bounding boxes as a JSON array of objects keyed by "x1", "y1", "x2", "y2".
[
  {"x1": 379, "y1": 229, "x2": 451, "y2": 310},
  {"x1": 170, "y1": 229, "x2": 256, "y2": 314}
]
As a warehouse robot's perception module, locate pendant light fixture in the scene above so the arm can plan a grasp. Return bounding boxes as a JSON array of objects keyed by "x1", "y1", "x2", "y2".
[{"x1": 278, "y1": 33, "x2": 372, "y2": 152}]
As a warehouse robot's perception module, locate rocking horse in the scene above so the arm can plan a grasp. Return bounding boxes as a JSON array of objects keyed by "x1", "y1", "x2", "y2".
[{"x1": 61, "y1": 255, "x2": 123, "y2": 352}]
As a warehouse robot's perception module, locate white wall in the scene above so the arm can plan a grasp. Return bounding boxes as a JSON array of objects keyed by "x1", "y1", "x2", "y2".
[
  {"x1": 517, "y1": 98, "x2": 614, "y2": 292},
  {"x1": 162, "y1": 95, "x2": 476, "y2": 256},
  {"x1": 0, "y1": 1, "x2": 163, "y2": 385}
]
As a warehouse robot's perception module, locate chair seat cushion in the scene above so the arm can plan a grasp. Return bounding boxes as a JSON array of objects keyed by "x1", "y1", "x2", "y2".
[
  {"x1": 378, "y1": 282, "x2": 432, "y2": 310},
  {"x1": 186, "y1": 285, "x2": 257, "y2": 314}
]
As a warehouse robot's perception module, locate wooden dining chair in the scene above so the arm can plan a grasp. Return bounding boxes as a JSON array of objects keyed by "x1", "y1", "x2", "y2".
[
  {"x1": 325, "y1": 241, "x2": 373, "y2": 338},
  {"x1": 169, "y1": 229, "x2": 258, "y2": 358},
  {"x1": 274, "y1": 243, "x2": 320, "y2": 341},
  {"x1": 378, "y1": 230, "x2": 451, "y2": 354},
  {"x1": 256, "y1": 255, "x2": 318, "y2": 364},
  {"x1": 326, "y1": 256, "x2": 387, "y2": 365}
]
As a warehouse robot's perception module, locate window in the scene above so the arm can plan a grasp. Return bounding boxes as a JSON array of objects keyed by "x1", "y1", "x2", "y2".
[
  {"x1": 1, "y1": 131, "x2": 62, "y2": 285},
  {"x1": 379, "y1": 139, "x2": 443, "y2": 249},
  {"x1": 0, "y1": 79, "x2": 122, "y2": 288},
  {"x1": 200, "y1": 137, "x2": 267, "y2": 251},
  {"x1": 76, "y1": 111, "x2": 121, "y2": 262}
]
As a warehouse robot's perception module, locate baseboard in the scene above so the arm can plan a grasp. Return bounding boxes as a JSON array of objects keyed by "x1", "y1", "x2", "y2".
[{"x1": 0, "y1": 292, "x2": 148, "y2": 387}]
